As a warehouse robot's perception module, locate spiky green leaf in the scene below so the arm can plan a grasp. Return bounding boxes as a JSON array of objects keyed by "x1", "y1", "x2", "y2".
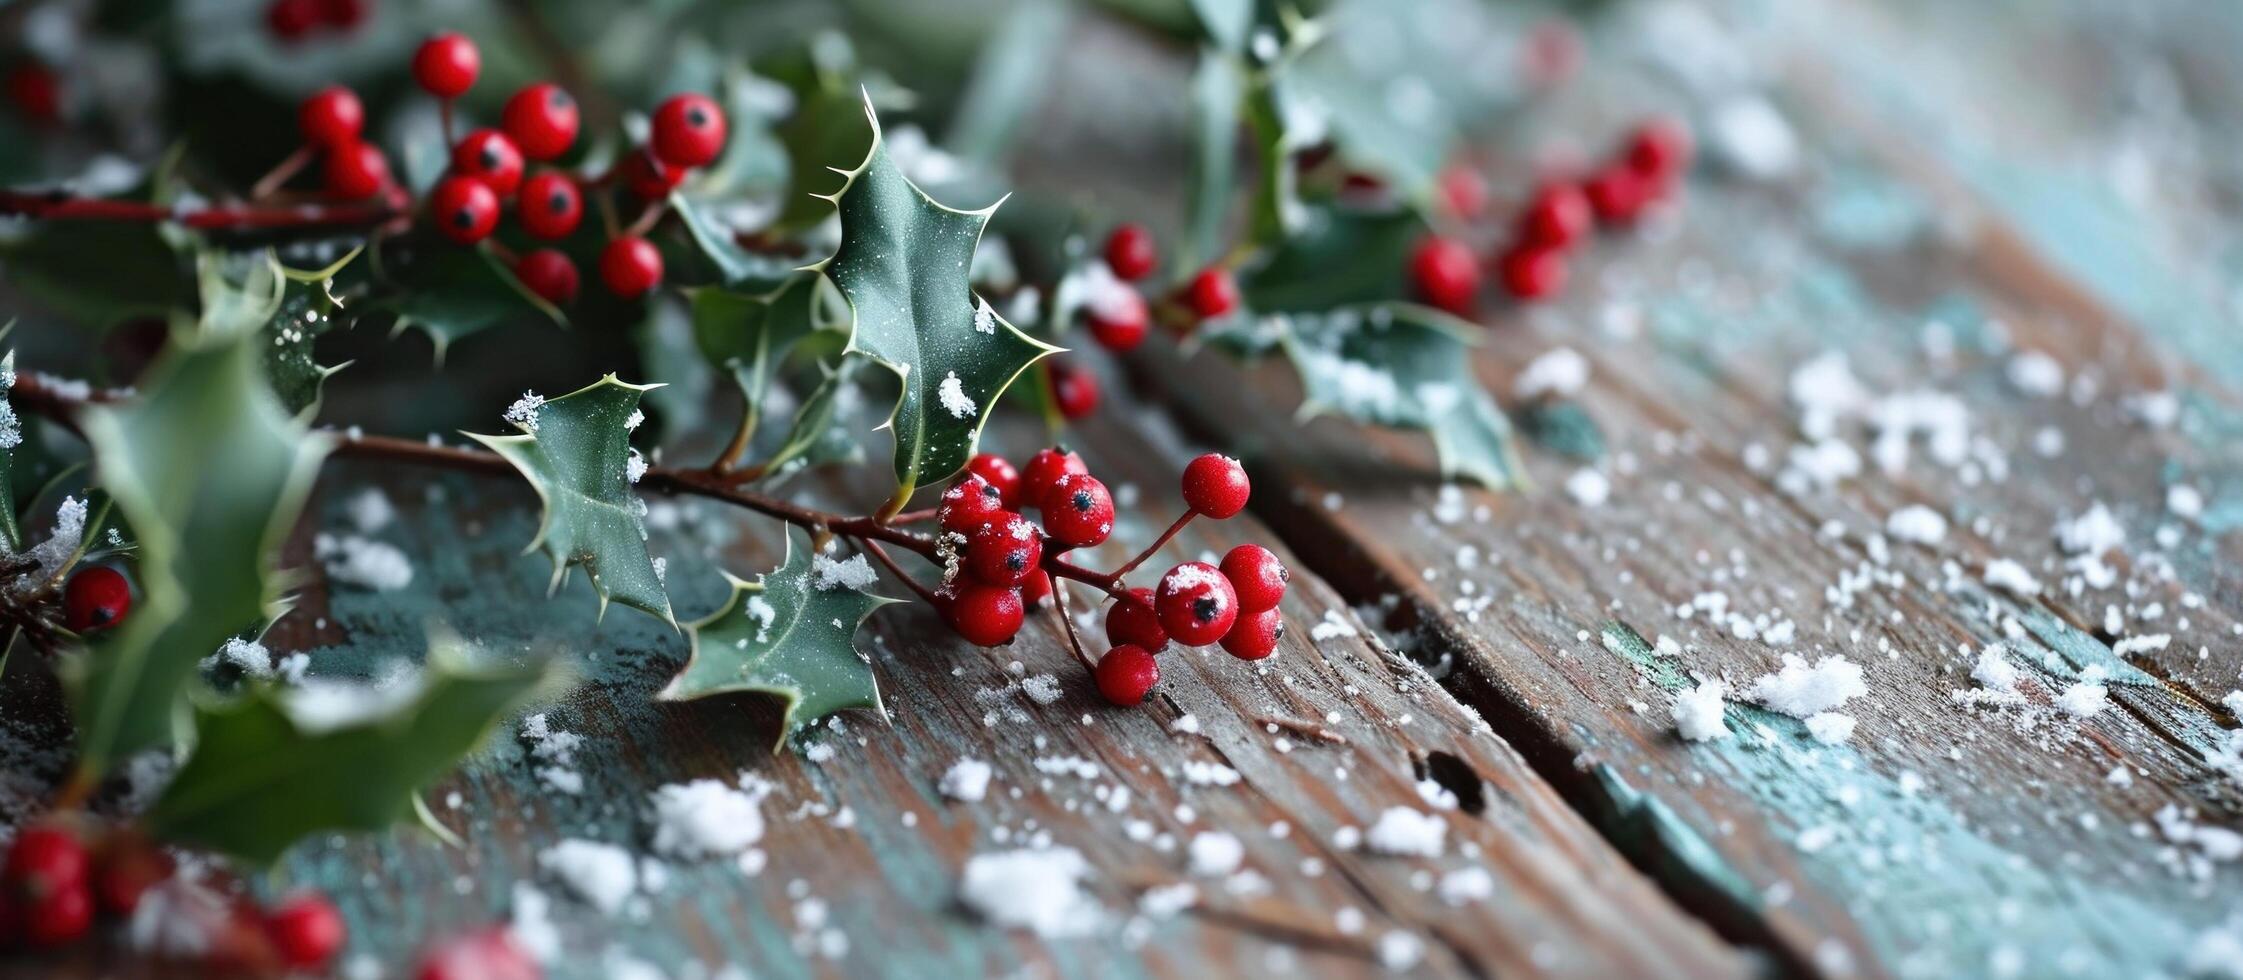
[
  {"x1": 658, "y1": 529, "x2": 897, "y2": 747},
  {"x1": 145, "y1": 640, "x2": 558, "y2": 864},
  {"x1": 378, "y1": 244, "x2": 561, "y2": 359},
  {"x1": 69, "y1": 326, "x2": 331, "y2": 771},
  {"x1": 823, "y1": 99, "x2": 1059, "y2": 500},
  {"x1": 1278, "y1": 303, "x2": 1523, "y2": 488},
  {"x1": 466, "y1": 375, "x2": 674, "y2": 626},
  {"x1": 667, "y1": 193, "x2": 797, "y2": 290}
]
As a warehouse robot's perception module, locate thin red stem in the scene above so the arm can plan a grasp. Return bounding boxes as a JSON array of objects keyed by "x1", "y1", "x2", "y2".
[
  {"x1": 852, "y1": 537, "x2": 939, "y2": 605},
  {"x1": 250, "y1": 146, "x2": 315, "y2": 200},
  {"x1": 1050, "y1": 582, "x2": 1096, "y2": 673},
  {"x1": 1043, "y1": 555, "x2": 1128, "y2": 604},
  {"x1": 1108, "y1": 510, "x2": 1195, "y2": 581},
  {"x1": 0, "y1": 190, "x2": 401, "y2": 231}
]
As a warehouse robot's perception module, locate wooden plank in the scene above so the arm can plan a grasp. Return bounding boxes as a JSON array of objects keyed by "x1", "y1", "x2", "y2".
[
  {"x1": 1124, "y1": 52, "x2": 2243, "y2": 980},
  {"x1": 0, "y1": 384, "x2": 1747, "y2": 975}
]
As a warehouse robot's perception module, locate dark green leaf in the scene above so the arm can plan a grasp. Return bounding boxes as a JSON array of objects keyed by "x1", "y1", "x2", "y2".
[
  {"x1": 657, "y1": 529, "x2": 897, "y2": 747},
  {"x1": 945, "y1": 2, "x2": 1071, "y2": 166},
  {"x1": 1278, "y1": 303, "x2": 1523, "y2": 488},
  {"x1": 690, "y1": 272, "x2": 827, "y2": 411},
  {"x1": 761, "y1": 357, "x2": 866, "y2": 477},
  {"x1": 666, "y1": 193, "x2": 797, "y2": 290},
  {"x1": 377, "y1": 244, "x2": 562, "y2": 360},
  {"x1": 774, "y1": 83, "x2": 876, "y2": 233},
  {"x1": 1244, "y1": 203, "x2": 1422, "y2": 313},
  {"x1": 68, "y1": 325, "x2": 331, "y2": 771},
  {"x1": 145, "y1": 641, "x2": 558, "y2": 864},
  {"x1": 467, "y1": 375, "x2": 675, "y2": 626},
  {"x1": 823, "y1": 99, "x2": 1059, "y2": 499},
  {"x1": 1183, "y1": 50, "x2": 1245, "y2": 272},
  {"x1": 263, "y1": 249, "x2": 361, "y2": 420}
]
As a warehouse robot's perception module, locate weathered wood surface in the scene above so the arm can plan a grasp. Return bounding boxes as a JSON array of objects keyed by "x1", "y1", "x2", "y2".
[{"x1": 1125, "y1": 6, "x2": 2243, "y2": 977}]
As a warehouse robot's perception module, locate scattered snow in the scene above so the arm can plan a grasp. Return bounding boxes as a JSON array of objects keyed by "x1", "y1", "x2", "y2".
[
  {"x1": 345, "y1": 488, "x2": 395, "y2": 532},
  {"x1": 1971, "y1": 647, "x2": 2020, "y2": 693},
  {"x1": 648, "y1": 779, "x2": 765, "y2": 859},
  {"x1": 1747, "y1": 655, "x2": 1867, "y2": 718},
  {"x1": 539, "y1": 839, "x2": 639, "y2": 915},
  {"x1": 315, "y1": 533, "x2": 414, "y2": 591},
  {"x1": 2056, "y1": 503, "x2": 2124, "y2": 556},
  {"x1": 1565, "y1": 469, "x2": 1611, "y2": 507},
  {"x1": 812, "y1": 553, "x2": 877, "y2": 591},
  {"x1": 940, "y1": 758, "x2": 993, "y2": 802},
  {"x1": 505, "y1": 391, "x2": 546, "y2": 432},
  {"x1": 2056, "y1": 681, "x2": 2109, "y2": 718},
  {"x1": 1804, "y1": 712, "x2": 1856, "y2": 745},
  {"x1": 1365, "y1": 807, "x2": 1445, "y2": 857},
  {"x1": 1514, "y1": 347, "x2": 1589, "y2": 400},
  {"x1": 1710, "y1": 95, "x2": 1798, "y2": 180},
  {"x1": 1187, "y1": 832, "x2": 1243, "y2": 876},
  {"x1": 1884, "y1": 505, "x2": 1947, "y2": 545},
  {"x1": 960, "y1": 848, "x2": 1102, "y2": 938},
  {"x1": 1437, "y1": 867, "x2": 1495, "y2": 906},
  {"x1": 2005, "y1": 351, "x2": 2064, "y2": 397},
  {"x1": 1983, "y1": 559, "x2": 2042, "y2": 597},
  {"x1": 1673, "y1": 680, "x2": 1730, "y2": 742}
]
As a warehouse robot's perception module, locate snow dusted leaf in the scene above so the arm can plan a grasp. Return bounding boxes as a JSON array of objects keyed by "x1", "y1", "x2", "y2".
[
  {"x1": 264, "y1": 249, "x2": 362, "y2": 419},
  {"x1": 69, "y1": 325, "x2": 331, "y2": 772},
  {"x1": 822, "y1": 97, "x2": 1059, "y2": 500},
  {"x1": 657, "y1": 528, "x2": 898, "y2": 747},
  {"x1": 146, "y1": 637, "x2": 559, "y2": 864},
  {"x1": 1279, "y1": 303, "x2": 1523, "y2": 488},
  {"x1": 377, "y1": 243, "x2": 561, "y2": 360},
  {"x1": 467, "y1": 375, "x2": 675, "y2": 627}
]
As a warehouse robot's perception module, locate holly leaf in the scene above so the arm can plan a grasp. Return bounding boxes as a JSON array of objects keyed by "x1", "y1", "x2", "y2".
[
  {"x1": 1183, "y1": 49, "x2": 1245, "y2": 271},
  {"x1": 0, "y1": 151, "x2": 191, "y2": 328},
  {"x1": 377, "y1": 243, "x2": 562, "y2": 360},
  {"x1": 1278, "y1": 303, "x2": 1523, "y2": 488},
  {"x1": 144, "y1": 639, "x2": 560, "y2": 865},
  {"x1": 822, "y1": 98, "x2": 1060, "y2": 500},
  {"x1": 264, "y1": 249, "x2": 361, "y2": 420},
  {"x1": 657, "y1": 528, "x2": 898, "y2": 748},
  {"x1": 690, "y1": 272, "x2": 831, "y2": 425},
  {"x1": 760, "y1": 357, "x2": 866, "y2": 478},
  {"x1": 68, "y1": 325, "x2": 331, "y2": 772},
  {"x1": 666, "y1": 193, "x2": 797, "y2": 290},
  {"x1": 466, "y1": 375, "x2": 675, "y2": 626},
  {"x1": 772, "y1": 76, "x2": 877, "y2": 233},
  {"x1": 1243, "y1": 203, "x2": 1422, "y2": 312}
]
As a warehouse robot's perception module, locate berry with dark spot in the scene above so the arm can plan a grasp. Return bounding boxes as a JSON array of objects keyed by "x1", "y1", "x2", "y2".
[
  {"x1": 1219, "y1": 606, "x2": 1284, "y2": 661},
  {"x1": 1018, "y1": 447, "x2": 1087, "y2": 513},
  {"x1": 450, "y1": 128, "x2": 523, "y2": 196},
  {"x1": 1039, "y1": 473, "x2": 1113, "y2": 548},
  {"x1": 428, "y1": 176, "x2": 499, "y2": 245},
  {"x1": 1154, "y1": 561, "x2": 1238, "y2": 647},
  {"x1": 939, "y1": 474, "x2": 1007, "y2": 533},
  {"x1": 517, "y1": 171, "x2": 582, "y2": 239},
  {"x1": 966, "y1": 513, "x2": 1042, "y2": 587},
  {"x1": 62, "y1": 566, "x2": 131, "y2": 634},
  {"x1": 1180, "y1": 452, "x2": 1249, "y2": 519},
  {"x1": 965, "y1": 453, "x2": 1022, "y2": 509},
  {"x1": 1094, "y1": 644, "x2": 1160, "y2": 705},
  {"x1": 650, "y1": 93, "x2": 727, "y2": 168},
  {"x1": 502, "y1": 82, "x2": 579, "y2": 161}
]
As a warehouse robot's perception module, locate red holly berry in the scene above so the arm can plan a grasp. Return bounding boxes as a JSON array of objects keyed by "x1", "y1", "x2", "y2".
[
  {"x1": 1103, "y1": 224, "x2": 1157, "y2": 282},
  {"x1": 1019, "y1": 447, "x2": 1087, "y2": 512},
  {"x1": 1410, "y1": 236, "x2": 1479, "y2": 315},
  {"x1": 965, "y1": 454, "x2": 1022, "y2": 509},
  {"x1": 1154, "y1": 561, "x2": 1238, "y2": 647},
  {"x1": 429, "y1": 176, "x2": 499, "y2": 245},
  {"x1": 298, "y1": 86, "x2": 364, "y2": 148},
  {"x1": 322, "y1": 140, "x2": 390, "y2": 199},
  {"x1": 1094, "y1": 645, "x2": 1160, "y2": 706},
  {"x1": 5, "y1": 825, "x2": 88, "y2": 899},
  {"x1": 1219, "y1": 606, "x2": 1284, "y2": 661},
  {"x1": 1180, "y1": 452, "x2": 1249, "y2": 519},
  {"x1": 1497, "y1": 244, "x2": 1567, "y2": 301},
  {"x1": 316, "y1": 0, "x2": 369, "y2": 30},
  {"x1": 415, "y1": 927, "x2": 541, "y2": 980},
  {"x1": 21, "y1": 883, "x2": 91, "y2": 948},
  {"x1": 412, "y1": 33, "x2": 480, "y2": 99},
  {"x1": 1019, "y1": 569, "x2": 1053, "y2": 609},
  {"x1": 62, "y1": 566, "x2": 132, "y2": 634},
  {"x1": 599, "y1": 236, "x2": 664, "y2": 298},
  {"x1": 450, "y1": 129, "x2": 523, "y2": 196},
  {"x1": 502, "y1": 83, "x2": 579, "y2": 161},
  {"x1": 1439, "y1": 165, "x2": 1488, "y2": 219},
  {"x1": 1625, "y1": 117, "x2": 1693, "y2": 185},
  {"x1": 266, "y1": 892, "x2": 347, "y2": 969},
  {"x1": 1104, "y1": 588, "x2": 1167, "y2": 653},
  {"x1": 266, "y1": 0, "x2": 319, "y2": 42},
  {"x1": 1049, "y1": 361, "x2": 1098, "y2": 420},
  {"x1": 1219, "y1": 544, "x2": 1287, "y2": 613},
  {"x1": 939, "y1": 474, "x2": 1007, "y2": 533},
  {"x1": 1185, "y1": 267, "x2": 1239, "y2": 320},
  {"x1": 517, "y1": 172, "x2": 582, "y2": 239},
  {"x1": 1517, "y1": 182, "x2": 1591, "y2": 250},
  {"x1": 966, "y1": 513, "x2": 1042, "y2": 587},
  {"x1": 1040, "y1": 473, "x2": 1114, "y2": 548},
  {"x1": 650, "y1": 93, "x2": 727, "y2": 168},
  {"x1": 1085, "y1": 287, "x2": 1149, "y2": 352},
  {"x1": 512, "y1": 249, "x2": 579, "y2": 306},
  {"x1": 1584, "y1": 166, "x2": 1651, "y2": 224},
  {"x1": 945, "y1": 584, "x2": 1024, "y2": 647},
  {"x1": 619, "y1": 148, "x2": 686, "y2": 200},
  {"x1": 4, "y1": 64, "x2": 60, "y2": 124}
]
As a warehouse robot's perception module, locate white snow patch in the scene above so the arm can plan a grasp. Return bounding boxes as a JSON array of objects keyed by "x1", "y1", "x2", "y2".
[
  {"x1": 940, "y1": 758, "x2": 993, "y2": 802},
  {"x1": 649, "y1": 779, "x2": 765, "y2": 859},
  {"x1": 1672, "y1": 680, "x2": 1730, "y2": 742},
  {"x1": 1365, "y1": 807, "x2": 1445, "y2": 857},
  {"x1": 539, "y1": 839, "x2": 639, "y2": 915},
  {"x1": 937, "y1": 372, "x2": 977, "y2": 419},
  {"x1": 1747, "y1": 655, "x2": 1867, "y2": 718},
  {"x1": 960, "y1": 848, "x2": 1102, "y2": 938}
]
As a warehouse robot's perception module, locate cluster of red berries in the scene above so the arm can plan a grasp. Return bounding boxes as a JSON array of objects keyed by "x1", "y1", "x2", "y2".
[
  {"x1": 1412, "y1": 117, "x2": 1694, "y2": 312},
  {"x1": 264, "y1": 0, "x2": 369, "y2": 44},
  {"x1": 286, "y1": 33, "x2": 727, "y2": 305},
  {"x1": 1040, "y1": 223, "x2": 1241, "y2": 421},
  {"x1": 931, "y1": 448, "x2": 1286, "y2": 707},
  {"x1": 1, "y1": 821, "x2": 345, "y2": 970}
]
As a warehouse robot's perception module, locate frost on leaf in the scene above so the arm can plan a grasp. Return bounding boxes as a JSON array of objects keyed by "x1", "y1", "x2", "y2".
[
  {"x1": 1277, "y1": 303, "x2": 1521, "y2": 488},
  {"x1": 659, "y1": 529, "x2": 898, "y2": 748},
  {"x1": 467, "y1": 375, "x2": 673, "y2": 626},
  {"x1": 822, "y1": 96, "x2": 1058, "y2": 498}
]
